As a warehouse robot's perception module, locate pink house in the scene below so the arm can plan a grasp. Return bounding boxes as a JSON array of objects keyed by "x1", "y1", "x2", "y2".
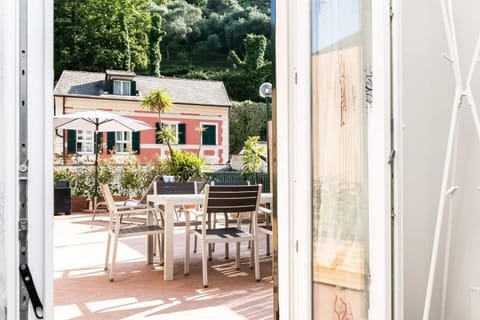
[{"x1": 53, "y1": 70, "x2": 231, "y2": 164}]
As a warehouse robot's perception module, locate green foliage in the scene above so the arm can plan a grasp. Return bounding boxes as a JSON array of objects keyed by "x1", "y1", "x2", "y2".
[
  {"x1": 159, "y1": 149, "x2": 205, "y2": 182},
  {"x1": 119, "y1": 157, "x2": 143, "y2": 197},
  {"x1": 54, "y1": 0, "x2": 152, "y2": 78},
  {"x1": 157, "y1": 126, "x2": 178, "y2": 145},
  {"x1": 69, "y1": 164, "x2": 96, "y2": 197},
  {"x1": 54, "y1": 157, "x2": 118, "y2": 197},
  {"x1": 54, "y1": 167, "x2": 72, "y2": 184},
  {"x1": 96, "y1": 158, "x2": 119, "y2": 195},
  {"x1": 161, "y1": 0, "x2": 203, "y2": 61},
  {"x1": 142, "y1": 89, "x2": 175, "y2": 157},
  {"x1": 141, "y1": 89, "x2": 173, "y2": 115},
  {"x1": 229, "y1": 100, "x2": 268, "y2": 154},
  {"x1": 54, "y1": 0, "x2": 273, "y2": 102},
  {"x1": 241, "y1": 136, "x2": 265, "y2": 177},
  {"x1": 148, "y1": 12, "x2": 165, "y2": 76},
  {"x1": 228, "y1": 34, "x2": 267, "y2": 70}
]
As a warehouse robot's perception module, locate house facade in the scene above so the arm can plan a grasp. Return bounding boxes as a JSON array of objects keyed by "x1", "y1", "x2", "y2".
[{"x1": 53, "y1": 70, "x2": 231, "y2": 165}]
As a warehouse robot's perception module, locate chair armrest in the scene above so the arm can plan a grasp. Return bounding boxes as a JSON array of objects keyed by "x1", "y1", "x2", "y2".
[
  {"x1": 116, "y1": 206, "x2": 152, "y2": 216},
  {"x1": 258, "y1": 206, "x2": 272, "y2": 214}
]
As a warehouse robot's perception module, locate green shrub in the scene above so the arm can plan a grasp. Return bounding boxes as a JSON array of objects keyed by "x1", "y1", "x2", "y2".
[
  {"x1": 119, "y1": 158, "x2": 143, "y2": 197},
  {"x1": 160, "y1": 149, "x2": 205, "y2": 182}
]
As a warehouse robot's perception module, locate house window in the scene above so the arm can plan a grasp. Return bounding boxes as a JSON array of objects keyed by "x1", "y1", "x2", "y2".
[
  {"x1": 201, "y1": 124, "x2": 216, "y2": 145},
  {"x1": 76, "y1": 130, "x2": 94, "y2": 154},
  {"x1": 155, "y1": 122, "x2": 186, "y2": 144},
  {"x1": 107, "y1": 131, "x2": 140, "y2": 154},
  {"x1": 113, "y1": 80, "x2": 131, "y2": 95},
  {"x1": 115, "y1": 131, "x2": 132, "y2": 153}
]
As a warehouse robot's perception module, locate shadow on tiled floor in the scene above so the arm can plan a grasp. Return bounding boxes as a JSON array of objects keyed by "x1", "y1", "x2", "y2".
[{"x1": 54, "y1": 213, "x2": 274, "y2": 320}]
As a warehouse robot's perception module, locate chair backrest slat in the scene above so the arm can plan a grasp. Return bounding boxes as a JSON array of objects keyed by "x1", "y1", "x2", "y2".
[
  {"x1": 138, "y1": 175, "x2": 162, "y2": 204},
  {"x1": 101, "y1": 184, "x2": 116, "y2": 213},
  {"x1": 204, "y1": 185, "x2": 261, "y2": 213},
  {"x1": 155, "y1": 182, "x2": 196, "y2": 195}
]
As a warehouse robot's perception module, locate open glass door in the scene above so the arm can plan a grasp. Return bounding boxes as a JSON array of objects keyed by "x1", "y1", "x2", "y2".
[{"x1": 311, "y1": 0, "x2": 371, "y2": 318}]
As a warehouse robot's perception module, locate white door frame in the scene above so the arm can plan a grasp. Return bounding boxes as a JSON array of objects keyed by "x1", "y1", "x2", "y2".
[
  {"x1": 276, "y1": 0, "x2": 312, "y2": 318},
  {"x1": 1, "y1": 0, "x2": 54, "y2": 318},
  {"x1": 275, "y1": 0, "x2": 393, "y2": 318}
]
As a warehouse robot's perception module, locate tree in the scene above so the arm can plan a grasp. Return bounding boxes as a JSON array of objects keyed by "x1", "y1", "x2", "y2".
[
  {"x1": 54, "y1": 0, "x2": 151, "y2": 78},
  {"x1": 228, "y1": 33, "x2": 267, "y2": 70},
  {"x1": 161, "y1": 1, "x2": 203, "y2": 61},
  {"x1": 229, "y1": 100, "x2": 267, "y2": 154},
  {"x1": 148, "y1": 12, "x2": 165, "y2": 76},
  {"x1": 141, "y1": 89, "x2": 174, "y2": 157}
]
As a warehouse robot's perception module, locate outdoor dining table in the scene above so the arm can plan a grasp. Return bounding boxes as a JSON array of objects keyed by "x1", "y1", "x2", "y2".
[{"x1": 147, "y1": 192, "x2": 273, "y2": 280}]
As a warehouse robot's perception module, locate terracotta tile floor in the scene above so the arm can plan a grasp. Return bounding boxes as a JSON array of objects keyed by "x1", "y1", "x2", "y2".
[{"x1": 54, "y1": 213, "x2": 274, "y2": 320}]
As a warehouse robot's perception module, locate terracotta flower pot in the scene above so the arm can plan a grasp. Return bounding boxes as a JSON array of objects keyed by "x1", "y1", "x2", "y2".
[{"x1": 70, "y1": 196, "x2": 89, "y2": 212}]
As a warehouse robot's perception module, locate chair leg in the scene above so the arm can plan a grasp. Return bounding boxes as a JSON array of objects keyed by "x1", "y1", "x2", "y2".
[
  {"x1": 202, "y1": 240, "x2": 209, "y2": 288},
  {"x1": 235, "y1": 242, "x2": 241, "y2": 270},
  {"x1": 157, "y1": 234, "x2": 163, "y2": 265},
  {"x1": 254, "y1": 238, "x2": 260, "y2": 281},
  {"x1": 248, "y1": 213, "x2": 252, "y2": 249},
  {"x1": 250, "y1": 239, "x2": 254, "y2": 269},
  {"x1": 104, "y1": 233, "x2": 111, "y2": 271},
  {"x1": 159, "y1": 234, "x2": 164, "y2": 266},
  {"x1": 266, "y1": 233, "x2": 271, "y2": 256},
  {"x1": 193, "y1": 225, "x2": 198, "y2": 253},
  {"x1": 224, "y1": 213, "x2": 229, "y2": 260},
  {"x1": 185, "y1": 230, "x2": 190, "y2": 275},
  {"x1": 109, "y1": 236, "x2": 119, "y2": 281},
  {"x1": 92, "y1": 204, "x2": 98, "y2": 221}
]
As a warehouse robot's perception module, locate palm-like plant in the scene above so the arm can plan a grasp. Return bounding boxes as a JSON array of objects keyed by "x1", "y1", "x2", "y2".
[
  {"x1": 141, "y1": 89, "x2": 174, "y2": 157},
  {"x1": 194, "y1": 125, "x2": 206, "y2": 155}
]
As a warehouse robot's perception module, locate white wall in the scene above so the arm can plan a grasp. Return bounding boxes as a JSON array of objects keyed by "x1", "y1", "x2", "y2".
[{"x1": 398, "y1": 0, "x2": 480, "y2": 319}]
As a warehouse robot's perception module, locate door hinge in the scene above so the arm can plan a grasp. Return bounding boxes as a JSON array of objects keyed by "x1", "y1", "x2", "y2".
[
  {"x1": 388, "y1": 149, "x2": 396, "y2": 165},
  {"x1": 391, "y1": 208, "x2": 397, "y2": 221}
]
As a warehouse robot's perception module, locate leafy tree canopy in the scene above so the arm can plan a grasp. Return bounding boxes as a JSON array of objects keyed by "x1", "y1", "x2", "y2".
[
  {"x1": 229, "y1": 100, "x2": 268, "y2": 155},
  {"x1": 54, "y1": 0, "x2": 151, "y2": 79}
]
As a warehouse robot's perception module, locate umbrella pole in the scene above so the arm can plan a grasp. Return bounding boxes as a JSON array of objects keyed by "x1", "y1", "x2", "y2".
[{"x1": 94, "y1": 123, "x2": 99, "y2": 209}]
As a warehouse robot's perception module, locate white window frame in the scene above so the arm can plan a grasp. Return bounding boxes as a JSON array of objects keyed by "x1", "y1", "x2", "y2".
[
  {"x1": 200, "y1": 123, "x2": 217, "y2": 146},
  {"x1": 115, "y1": 131, "x2": 132, "y2": 154},
  {"x1": 76, "y1": 130, "x2": 94, "y2": 154},
  {"x1": 113, "y1": 79, "x2": 131, "y2": 95}
]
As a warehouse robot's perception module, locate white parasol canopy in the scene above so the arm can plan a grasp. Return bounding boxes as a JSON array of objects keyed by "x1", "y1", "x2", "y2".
[
  {"x1": 53, "y1": 110, "x2": 153, "y2": 196},
  {"x1": 53, "y1": 110, "x2": 153, "y2": 132}
]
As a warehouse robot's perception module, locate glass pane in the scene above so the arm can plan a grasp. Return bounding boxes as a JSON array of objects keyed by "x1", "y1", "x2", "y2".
[
  {"x1": 77, "y1": 130, "x2": 94, "y2": 153},
  {"x1": 311, "y1": 0, "x2": 371, "y2": 318}
]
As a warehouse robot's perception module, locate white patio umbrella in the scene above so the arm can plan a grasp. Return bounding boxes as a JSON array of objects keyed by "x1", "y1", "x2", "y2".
[{"x1": 53, "y1": 110, "x2": 153, "y2": 196}]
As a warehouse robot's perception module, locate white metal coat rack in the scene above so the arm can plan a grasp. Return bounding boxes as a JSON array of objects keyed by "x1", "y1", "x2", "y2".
[{"x1": 422, "y1": 0, "x2": 480, "y2": 319}]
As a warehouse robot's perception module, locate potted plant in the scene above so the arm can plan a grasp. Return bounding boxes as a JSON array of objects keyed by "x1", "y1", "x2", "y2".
[
  {"x1": 159, "y1": 149, "x2": 205, "y2": 182},
  {"x1": 241, "y1": 136, "x2": 266, "y2": 185}
]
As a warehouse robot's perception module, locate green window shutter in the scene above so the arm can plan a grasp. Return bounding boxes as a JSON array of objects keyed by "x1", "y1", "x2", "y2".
[
  {"x1": 202, "y1": 125, "x2": 216, "y2": 145},
  {"x1": 155, "y1": 122, "x2": 162, "y2": 144},
  {"x1": 67, "y1": 130, "x2": 77, "y2": 154},
  {"x1": 107, "y1": 132, "x2": 116, "y2": 154},
  {"x1": 132, "y1": 131, "x2": 140, "y2": 154},
  {"x1": 107, "y1": 79, "x2": 113, "y2": 93},
  {"x1": 178, "y1": 123, "x2": 186, "y2": 144},
  {"x1": 130, "y1": 80, "x2": 136, "y2": 96}
]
